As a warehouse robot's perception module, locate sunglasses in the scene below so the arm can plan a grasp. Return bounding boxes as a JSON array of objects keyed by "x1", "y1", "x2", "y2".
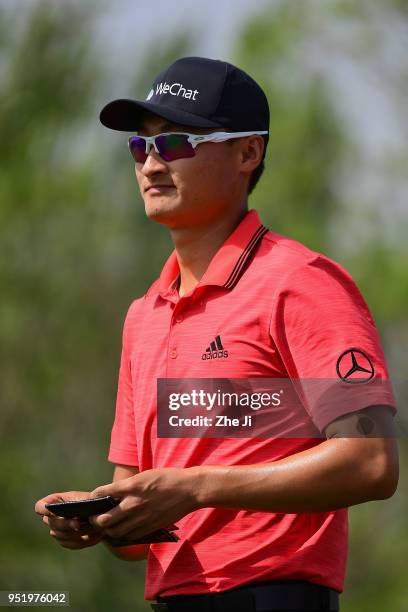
[{"x1": 128, "y1": 130, "x2": 268, "y2": 163}]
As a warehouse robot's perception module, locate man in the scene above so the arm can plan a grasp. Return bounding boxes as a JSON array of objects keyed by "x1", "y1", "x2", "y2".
[{"x1": 35, "y1": 57, "x2": 399, "y2": 612}]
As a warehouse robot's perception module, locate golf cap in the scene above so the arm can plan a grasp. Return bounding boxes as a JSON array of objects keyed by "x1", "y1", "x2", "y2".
[{"x1": 99, "y1": 56, "x2": 270, "y2": 133}]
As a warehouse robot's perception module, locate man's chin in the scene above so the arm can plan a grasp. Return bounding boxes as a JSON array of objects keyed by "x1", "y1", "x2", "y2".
[{"x1": 144, "y1": 200, "x2": 180, "y2": 226}]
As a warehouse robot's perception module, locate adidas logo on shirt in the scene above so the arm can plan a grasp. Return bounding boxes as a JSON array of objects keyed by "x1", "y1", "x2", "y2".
[{"x1": 202, "y1": 335, "x2": 229, "y2": 360}]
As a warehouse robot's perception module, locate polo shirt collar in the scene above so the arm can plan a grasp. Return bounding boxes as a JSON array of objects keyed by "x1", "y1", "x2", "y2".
[{"x1": 155, "y1": 208, "x2": 268, "y2": 297}]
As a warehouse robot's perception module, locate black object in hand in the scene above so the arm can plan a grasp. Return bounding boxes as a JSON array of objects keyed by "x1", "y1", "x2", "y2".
[
  {"x1": 45, "y1": 495, "x2": 119, "y2": 519},
  {"x1": 45, "y1": 495, "x2": 180, "y2": 544}
]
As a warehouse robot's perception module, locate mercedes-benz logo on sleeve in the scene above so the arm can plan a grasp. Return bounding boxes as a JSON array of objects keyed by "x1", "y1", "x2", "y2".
[{"x1": 336, "y1": 348, "x2": 374, "y2": 383}]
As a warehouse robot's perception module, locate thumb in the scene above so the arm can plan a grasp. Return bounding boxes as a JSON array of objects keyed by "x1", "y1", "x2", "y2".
[
  {"x1": 34, "y1": 493, "x2": 64, "y2": 516},
  {"x1": 90, "y1": 482, "x2": 122, "y2": 499}
]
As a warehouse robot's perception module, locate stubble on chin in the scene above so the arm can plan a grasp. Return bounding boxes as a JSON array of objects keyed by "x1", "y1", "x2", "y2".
[{"x1": 143, "y1": 197, "x2": 179, "y2": 224}]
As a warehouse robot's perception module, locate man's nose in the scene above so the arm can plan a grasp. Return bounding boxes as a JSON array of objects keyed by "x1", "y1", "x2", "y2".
[{"x1": 141, "y1": 145, "x2": 167, "y2": 175}]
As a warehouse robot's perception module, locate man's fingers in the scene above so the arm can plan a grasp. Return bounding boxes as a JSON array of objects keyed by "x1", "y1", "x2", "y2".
[
  {"x1": 88, "y1": 493, "x2": 146, "y2": 529},
  {"x1": 49, "y1": 529, "x2": 75, "y2": 541},
  {"x1": 91, "y1": 475, "x2": 134, "y2": 499},
  {"x1": 44, "y1": 515, "x2": 74, "y2": 532},
  {"x1": 90, "y1": 486, "x2": 113, "y2": 499},
  {"x1": 49, "y1": 527, "x2": 104, "y2": 548},
  {"x1": 43, "y1": 515, "x2": 103, "y2": 535},
  {"x1": 101, "y1": 513, "x2": 156, "y2": 539},
  {"x1": 35, "y1": 491, "x2": 94, "y2": 516},
  {"x1": 70, "y1": 522, "x2": 104, "y2": 536},
  {"x1": 88, "y1": 505, "x2": 125, "y2": 529},
  {"x1": 36, "y1": 491, "x2": 107, "y2": 550},
  {"x1": 49, "y1": 529, "x2": 99, "y2": 541},
  {"x1": 43, "y1": 515, "x2": 70, "y2": 532},
  {"x1": 34, "y1": 493, "x2": 65, "y2": 516},
  {"x1": 51, "y1": 533, "x2": 103, "y2": 549}
]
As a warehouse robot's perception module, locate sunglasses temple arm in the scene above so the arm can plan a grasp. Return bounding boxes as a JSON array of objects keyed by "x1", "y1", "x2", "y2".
[{"x1": 202, "y1": 131, "x2": 268, "y2": 144}]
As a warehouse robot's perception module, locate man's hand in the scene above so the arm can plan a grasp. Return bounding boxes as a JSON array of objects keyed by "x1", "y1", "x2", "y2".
[
  {"x1": 34, "y1": 492, "x2": 105, "y2": 550},
  {"x1": 88, "y1": 467, "x2": 200, "y2": 541}
]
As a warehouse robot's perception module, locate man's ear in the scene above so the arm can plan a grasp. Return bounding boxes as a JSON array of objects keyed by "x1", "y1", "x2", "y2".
[{"x1": 241, "y1": 136, "x2": 264, "y2": 170}]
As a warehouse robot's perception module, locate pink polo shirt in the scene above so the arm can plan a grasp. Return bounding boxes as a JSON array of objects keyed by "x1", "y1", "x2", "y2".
[{"x1": 108, "y1": 208, "x2": 396, "y2": 600}]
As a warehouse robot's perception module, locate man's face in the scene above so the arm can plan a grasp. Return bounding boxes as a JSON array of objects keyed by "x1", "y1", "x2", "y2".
[{"x1": 133, "y1": 112, "x2": 247, "y2": 229}]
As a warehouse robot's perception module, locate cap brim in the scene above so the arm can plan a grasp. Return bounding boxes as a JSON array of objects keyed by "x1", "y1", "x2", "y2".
[{"x1": 99, "y1": 99, "x2": 223, "y2": 131}]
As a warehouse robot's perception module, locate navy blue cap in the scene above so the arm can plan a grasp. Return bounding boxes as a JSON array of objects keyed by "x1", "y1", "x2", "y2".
[{"x1": 100, "y1": 56, "x2": 270, "y2": 133}]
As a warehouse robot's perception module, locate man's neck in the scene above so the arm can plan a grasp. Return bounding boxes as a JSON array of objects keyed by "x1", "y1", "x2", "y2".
[{"x1": 170, "y1": 205, "x2": 248, "y2": 297}]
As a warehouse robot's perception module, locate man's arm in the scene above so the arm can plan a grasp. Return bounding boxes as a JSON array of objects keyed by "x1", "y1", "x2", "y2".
[
  {"x1": 192, "y1": 406, "x2": 399, "y2": 513},
  {"x1": 102, "y1": 464, "x2": 150, "y2": 561},
  {"x1": 85, "y1": 407, "x2": 398, "y2": 539}
]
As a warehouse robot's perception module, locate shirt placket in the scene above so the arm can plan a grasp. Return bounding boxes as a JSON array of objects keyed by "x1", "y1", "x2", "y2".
[{"x1": 162, "y1": 286, "x2": 203, "y2": 376}]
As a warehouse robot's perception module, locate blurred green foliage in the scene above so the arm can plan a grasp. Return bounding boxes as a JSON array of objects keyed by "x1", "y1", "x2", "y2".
[
  {"x1": 234, "y1": 2, "x2": 346, "y2": 253},
  {"x1": 0, "y1": 1, "x2": 406, "y2": 611}
]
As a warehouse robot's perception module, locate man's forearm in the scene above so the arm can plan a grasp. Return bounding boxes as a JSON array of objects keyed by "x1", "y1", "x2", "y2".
[{"x1": 191, "y1": 438, "x2": 396, "y2": 513}]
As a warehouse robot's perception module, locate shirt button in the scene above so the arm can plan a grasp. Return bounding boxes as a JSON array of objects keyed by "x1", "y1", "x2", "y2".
[
  {"x1": 175, "y1": 315, "x2": 183, "y2": 323},
  {"x1": 170, "y1": 349, "x2": 178, "y2": 359}
]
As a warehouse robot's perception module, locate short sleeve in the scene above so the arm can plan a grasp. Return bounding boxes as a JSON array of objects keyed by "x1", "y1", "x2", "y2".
[
  {"x1": 107, "y1": 302, "x2": 139, "y2": 466},
  {"x1": 269, "y1": 254, "x2": 397, "y2": 433}
]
